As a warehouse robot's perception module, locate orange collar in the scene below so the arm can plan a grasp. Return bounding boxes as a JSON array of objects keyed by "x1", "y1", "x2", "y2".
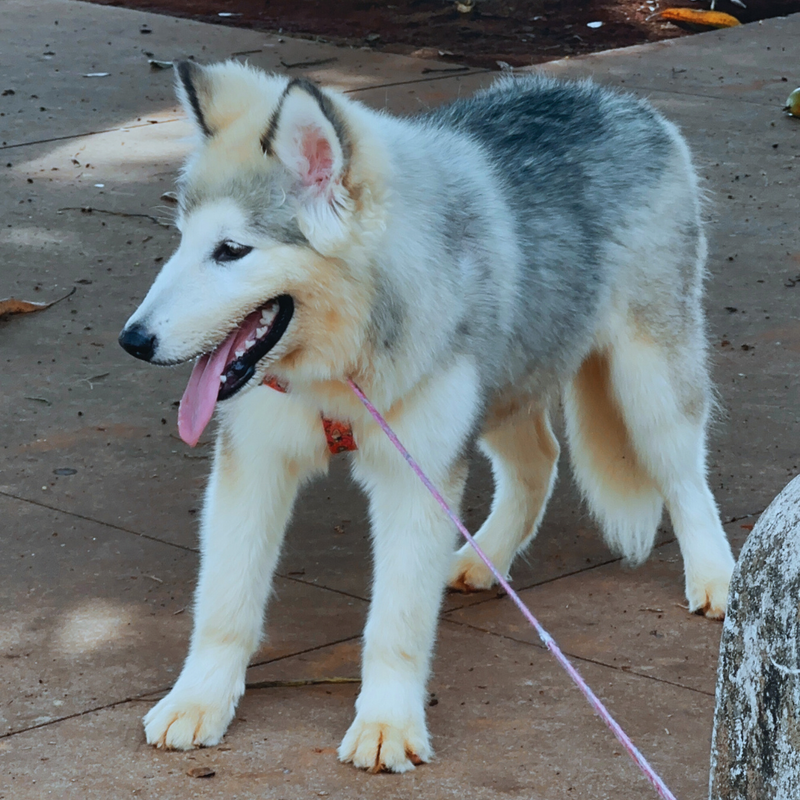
[{"x1": 262, "y1": 374, "x2": 357, "y2": 454}]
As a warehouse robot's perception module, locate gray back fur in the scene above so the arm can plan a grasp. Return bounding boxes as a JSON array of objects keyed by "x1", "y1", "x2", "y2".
[{"x1": 370, "y1": 74, "x2": 692, "y2": 402}]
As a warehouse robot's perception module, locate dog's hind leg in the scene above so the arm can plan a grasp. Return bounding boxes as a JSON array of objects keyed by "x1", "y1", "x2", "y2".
[
  {"x1": 143, "y1": 388, "x2": 328, "y2": 750},
  {"x1": 448, "y1": 399, "x2": 560, "y2": 592},
  {"x1": 565, "y1": 338, "x2": 734, "y2": 618},
  {"x1": 608, "y1": 331, "x2": 733, "y2": 618}
]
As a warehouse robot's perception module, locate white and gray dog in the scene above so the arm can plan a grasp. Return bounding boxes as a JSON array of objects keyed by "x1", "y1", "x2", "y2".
[{"x1": 119, "y1": 61, "x2": 734, "y2": 772}]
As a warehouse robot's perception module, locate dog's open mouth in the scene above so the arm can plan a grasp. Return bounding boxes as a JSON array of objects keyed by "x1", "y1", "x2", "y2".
[{"x1": 178, "y1": 294, "x2": 293, "y2": 447}]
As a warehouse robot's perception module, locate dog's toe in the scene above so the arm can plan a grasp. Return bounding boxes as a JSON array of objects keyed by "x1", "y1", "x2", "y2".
[
  {"x1": 686, "y1": 561, "x2": 733, "y2": 620},
  {"x1": 144, "y1": 692, "x2": 233, "y2": 750},
  {"x1": 447, "y1": 547, "x2": 499, "y2": 593},
  {"x1": 339, "y1": 719, "x2": 431, "y2": 774}
]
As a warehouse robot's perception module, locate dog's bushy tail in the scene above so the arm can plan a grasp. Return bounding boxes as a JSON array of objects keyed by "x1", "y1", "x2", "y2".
[{"x1": 563, "y1": 350, "x2": 663, "y2": 565}]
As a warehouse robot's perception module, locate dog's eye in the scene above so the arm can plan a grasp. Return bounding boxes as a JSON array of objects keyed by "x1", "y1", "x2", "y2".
[{"x1": 213, "y1": 240, "x2": 253, "y2": 263}]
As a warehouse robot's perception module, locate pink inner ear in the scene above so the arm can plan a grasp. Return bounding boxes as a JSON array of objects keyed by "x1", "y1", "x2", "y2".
[{"x1": 301, "y1": 126, "x2": 335, "y2": 190}]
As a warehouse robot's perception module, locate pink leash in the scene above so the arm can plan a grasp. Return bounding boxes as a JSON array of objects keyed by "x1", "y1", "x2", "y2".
[{"x1": 347, "y1": 378, "x2": 678, "y2": 800}]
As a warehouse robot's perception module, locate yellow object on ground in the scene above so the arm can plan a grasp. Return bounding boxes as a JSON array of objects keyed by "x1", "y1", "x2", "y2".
[
  {"x1": 660, "y1": 8, "x2": 741, "y2": 30},
  {"x1": 785, "y1": 88, "x2": 800, "y2": 118}
]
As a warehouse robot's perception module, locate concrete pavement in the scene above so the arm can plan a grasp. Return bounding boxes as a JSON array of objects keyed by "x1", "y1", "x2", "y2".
[{"x1": 1, "y1": 1, "x2": 798, "y2": 797}]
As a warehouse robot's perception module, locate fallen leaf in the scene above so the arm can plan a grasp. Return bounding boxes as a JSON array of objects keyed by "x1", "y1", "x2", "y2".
[
  {"x1": 740, "y1": 523, "x2": 755, "y2": 531},
  {"x1": 186, "y1": 766, "x2": 215, "y2": 778},
  {"x1": 0, "y1": 288, "x2": 75, "y2": 320},
  {"x1": 660, "y1": 8, "x2": 740, "y2": 30}
]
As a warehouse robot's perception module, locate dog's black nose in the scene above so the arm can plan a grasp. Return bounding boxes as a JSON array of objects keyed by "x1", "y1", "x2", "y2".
[{"x1": 118, "y1": 324, "x2": 157, "y2": 361}]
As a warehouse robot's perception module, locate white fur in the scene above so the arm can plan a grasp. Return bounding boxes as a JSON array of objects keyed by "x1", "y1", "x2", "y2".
[
  {"x1": 145, "y1": 387, "x2": 328, "y2": 749},
  {"x1": 128, "y1": 65, "x2": 737, "y2": 772},
  {"x1": 340, "y1": 357, "x2": 481, "y2": 771},
  {"x1": 605, "y1": 333, "x2": 734, "y2": 615}
]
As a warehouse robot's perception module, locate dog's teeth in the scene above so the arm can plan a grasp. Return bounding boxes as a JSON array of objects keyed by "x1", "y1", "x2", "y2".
[
  {"x1": 260, "y1": 312, "x2": 273, "y2": 324},
  {"x1": 235, "y1": 349, "x2": 244, "y2": 358},
  {"x1": 256, "y1": 326, "x2": 267, "y2": 338},
  {"x1": 220, "y1": 375, "x2": 227, "y2": 383},
  {"x1": 245, "y1": 338, "x2": 255, "y2": 349}
]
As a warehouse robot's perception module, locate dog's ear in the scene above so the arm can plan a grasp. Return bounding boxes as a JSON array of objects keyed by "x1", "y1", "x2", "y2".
[
  {"x1": 263, "y1": 80, "x2": 353, "y2": 252},
  {"x1": 263, "y1": 79, "x2": 349, "y2": 189},
  {"x1": 175, "y1": 60, "x2": 214, "y2": 138}
]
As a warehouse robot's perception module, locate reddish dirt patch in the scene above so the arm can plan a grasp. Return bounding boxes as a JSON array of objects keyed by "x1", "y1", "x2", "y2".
[{"x1": 86, "y1": 0, "x2": 800, "y2": 68}]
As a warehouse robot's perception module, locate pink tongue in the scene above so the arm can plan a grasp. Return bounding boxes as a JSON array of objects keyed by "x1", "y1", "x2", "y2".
[
  {"x1": 177, "y1": 310, "x2": 265, "y2": 447},
  {"x1": 177, "y1": 332, "x2": 239, "y2": 447}
]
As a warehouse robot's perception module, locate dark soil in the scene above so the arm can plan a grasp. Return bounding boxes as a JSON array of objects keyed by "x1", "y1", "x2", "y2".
[{"x1": 84, "y1": 0, "x2": 800, "y2": 69}]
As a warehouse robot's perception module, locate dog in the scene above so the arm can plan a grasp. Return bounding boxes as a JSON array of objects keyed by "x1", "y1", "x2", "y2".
[{"x1": 119, "y1": 60, "x2": 735, "y2": 773}]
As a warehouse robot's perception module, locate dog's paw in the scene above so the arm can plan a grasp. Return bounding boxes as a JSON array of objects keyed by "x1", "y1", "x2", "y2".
[
  {"x1": 447, "y1": 545, "x2": 500, "y2": 593},
  {"x1": 686, "y1": 558, "x2": 734, "y2": 620},
  {"x1": 338, "y1": 717, "x2": 432, "y2": 773},
  {"x1": 143, "y1": 689, "x2": 236, "y2": 750}
]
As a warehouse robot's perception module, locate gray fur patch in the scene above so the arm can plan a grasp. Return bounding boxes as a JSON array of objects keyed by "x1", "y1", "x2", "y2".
[
  {"x1": 391, "y1": 73, "x2": 684, "y2": 393},
  {"x1": 181, "y1": 172, "x2": 308, "y2": 246},
  {"x1": 369, "y1": 272, "x2": 406, "y2": 352}
]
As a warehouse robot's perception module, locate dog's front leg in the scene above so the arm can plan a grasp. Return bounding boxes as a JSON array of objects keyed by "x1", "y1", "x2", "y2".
[
  {"x1": 144, "y1": 391, "x2": 327, "y2": 750},
  {"x1": 340, "y1": 361, "x2": 480, "y2": 772}
]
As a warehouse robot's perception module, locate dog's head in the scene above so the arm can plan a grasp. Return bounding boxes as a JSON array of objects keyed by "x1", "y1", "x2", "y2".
[{"x1": 119, "y1": 61, "x2": 387, "y2": 445}]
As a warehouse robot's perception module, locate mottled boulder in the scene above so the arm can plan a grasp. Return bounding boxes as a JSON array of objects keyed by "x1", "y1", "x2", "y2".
[{"x1": 709, "y1": 475, "x2": 800, "y2": 800}]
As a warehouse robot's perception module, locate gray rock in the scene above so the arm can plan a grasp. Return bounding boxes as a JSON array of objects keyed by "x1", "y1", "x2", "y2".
[{"x1": 710, "y1": 475, "x2": 800, "y2": 799}]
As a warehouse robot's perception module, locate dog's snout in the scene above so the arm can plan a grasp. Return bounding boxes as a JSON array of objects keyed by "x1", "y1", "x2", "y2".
[{"x1": 119, "y1": 324, "x2": 158, "y2": 362}]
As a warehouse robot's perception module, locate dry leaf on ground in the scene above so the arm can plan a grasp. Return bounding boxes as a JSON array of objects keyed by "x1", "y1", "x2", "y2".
[
  {"x1": 0, "y1": 287, "x2": 76, "y2": 320},
  {"x1": 186, "y1": 766, "x2": 215, "y2": 778},
  {"x1": 660, "y1": 8, "x2": 740, "y2": 30}
]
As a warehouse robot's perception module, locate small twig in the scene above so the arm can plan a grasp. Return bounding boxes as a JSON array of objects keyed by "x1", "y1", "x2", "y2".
[
  {"x1": 421, "y1": 65, "x2": 470, "y2": 74},
  {"x1": 58, "y1": 207, "x2": 171, "y2": 229},
  {"x1": 24, "y1": 396, "x2": 52, "y2": 405},
  {"x1": 725, "y1": 510, "x2": 764, "y2": 524},
  {"x1": 279, "y1": 57, "x2": 337, "y2": 69},
  {"x1": 245, "y1": 677, "x2": 360, "y2": 690},
  {"x1": 47, "y1": 286, "x2": 76, "y2": 306},
  {"x1": 144, "y1": 574, "x2": 163, "y2": 584}
]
